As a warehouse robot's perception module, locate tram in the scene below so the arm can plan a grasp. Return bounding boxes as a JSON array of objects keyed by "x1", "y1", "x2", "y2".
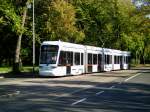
[{"x1": 39, "y1": 41, "x2": 130, "y2": 76}]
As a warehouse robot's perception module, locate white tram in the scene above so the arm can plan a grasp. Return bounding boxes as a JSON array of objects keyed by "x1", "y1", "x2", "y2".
[{"x1": 39, "y1": 41, "x2": 130, "y2": 76}]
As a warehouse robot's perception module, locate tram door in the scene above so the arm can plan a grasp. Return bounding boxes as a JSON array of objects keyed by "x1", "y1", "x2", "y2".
[
  {"x1": 98, "y1": 54, "x2": 102, "y2": 72},
  {"x1": 66, "y1": 65, "x2": 71, "y2": 74},
  {"x1": 87, "y1": 53, "x2": 92, "y2": 73},
  {"x1": 66, "y1": 52, "x2": 73, "y2": 75}
]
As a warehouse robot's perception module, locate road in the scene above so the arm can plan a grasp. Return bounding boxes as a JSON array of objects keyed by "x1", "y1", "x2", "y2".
[{"x1": 0, "y1": 68, "x2": 150, "y2": 112}]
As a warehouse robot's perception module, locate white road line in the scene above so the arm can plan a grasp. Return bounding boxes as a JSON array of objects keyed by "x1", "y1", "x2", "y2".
[
  {"x1": 71, "y1": 98, "x2": 87, "y2": 106},
  {"x1": 71, "y1": 85, "x2": 116, "y2": 106},
  {"x1": 95, "y1": 91, "x2": 104, "y2": 95},
  {"x1": 0, "y1": 91, "x2": 20, "y2": 98},
  {"x1": 96, "y1": 85, "x2": 115, "y2": 95},
  {"x1": 124, "y1": 73, "x2": 141, "y2": 82},
  {"x1": 118, "y1": 82, "x2": 122, "y2": 84},
  {"x1": 0, "y1": 76, "x2": 4, "y2": 79},
  {"x1": 53, "y1": 87, "x2": 90, "y2": 100},
  {"x1": 110, "y1": 85, "x2": 115, "y2": 89}
]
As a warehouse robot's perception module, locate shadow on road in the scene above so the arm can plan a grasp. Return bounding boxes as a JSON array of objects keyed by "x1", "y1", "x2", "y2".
[
  {"x1": 132, "y1": 67, "x2": 150, "y2": 73},
  {"x1": 0, "y1": 67, "x2": 150, "y2": 79},
  {"x1": 0, "y1": 77, "x2": 150, "y2": 112},
  {"x1": 0, "y1": 65, "x2": 150, "y2": 79},
  {"x1": 0, "y1": 72, "x2": 39, "y2": 78}
]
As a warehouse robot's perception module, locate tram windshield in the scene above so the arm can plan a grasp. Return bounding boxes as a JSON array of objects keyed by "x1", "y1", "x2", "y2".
[{"x1": 40, "y1": 45, "x2": 59, "y2": 64}]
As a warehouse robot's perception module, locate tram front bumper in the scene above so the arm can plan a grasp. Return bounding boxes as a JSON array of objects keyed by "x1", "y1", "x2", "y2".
[{"x1": 39, "y1": 70, "x2": 55, "y2": 76}]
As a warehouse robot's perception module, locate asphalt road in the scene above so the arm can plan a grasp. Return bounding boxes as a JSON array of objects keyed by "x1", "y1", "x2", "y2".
[{"x1": 0, "y1": 68, "x2": 150, "y2": 112}]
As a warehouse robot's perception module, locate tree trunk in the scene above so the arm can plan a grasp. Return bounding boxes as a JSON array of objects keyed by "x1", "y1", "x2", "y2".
[{"x1": 13, "y1": 8, "x2": 27, "y2": 73}]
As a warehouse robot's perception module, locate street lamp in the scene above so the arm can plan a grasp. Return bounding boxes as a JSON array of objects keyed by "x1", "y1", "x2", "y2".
[
  {"x1": 32, "y1": 0, "x2": 35, "y2": 72},
  {"x1": 27, "y1": 0, "x2": 35, "y2": 73}
]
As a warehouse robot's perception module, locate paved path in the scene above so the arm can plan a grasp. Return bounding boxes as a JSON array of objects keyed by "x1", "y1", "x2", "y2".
[{"x1": 0, "y1": 69, "x2": 150, "y2": 112}]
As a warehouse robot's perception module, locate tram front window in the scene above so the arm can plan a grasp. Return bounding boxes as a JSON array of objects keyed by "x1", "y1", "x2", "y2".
[{"x1": 40, "y1": 45, "x2": 59, "y2": 64}]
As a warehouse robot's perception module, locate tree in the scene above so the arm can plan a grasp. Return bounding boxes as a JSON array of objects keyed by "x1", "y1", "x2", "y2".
[
  {"x1": 0, "y1": 0, "x2": 32, "y2": 72},
  {"x1": 0, "y1": 0, "x2": 22, "y2": 68},
  {"x1": 36, "y1": 0, "x2": 85, "y2": 43},
  {"x1": 13, "y1": 0, "x2": 32, "y2": 72},
  {"x1": 134, "y1": 0, "x2": 150, "y2": 64}
]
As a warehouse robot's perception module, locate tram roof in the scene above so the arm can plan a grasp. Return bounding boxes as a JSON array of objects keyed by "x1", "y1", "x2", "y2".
[
  {"x1": 41, "y1": 41, "x2": 130, "y2": 55},
  {"x1": 42, "y1": 41, "x2": 85, "y2": 49}
]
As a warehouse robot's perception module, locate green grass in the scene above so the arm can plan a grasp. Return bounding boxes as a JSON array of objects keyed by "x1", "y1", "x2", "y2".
[
  {"x1": 131, "y1": 64, "x2": 150, "y2": 67},
  {"x1": 21, "y1": 66, "x2": 39, "y2": 72},
  {"x1": 0, "y1": 66, "x2": 39, "y2": 73},
  {"x1": 0, "y1": 67, "x2": 12, "y2": 73}
]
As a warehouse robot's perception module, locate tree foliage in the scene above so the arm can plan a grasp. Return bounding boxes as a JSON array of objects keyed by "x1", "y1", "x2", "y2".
[
  {"x1": 0, "y1": 0, "x2": 150, "y2": 70},
  {"x1": 36, "y1": 0, "x2": 85, "y2": 43}
]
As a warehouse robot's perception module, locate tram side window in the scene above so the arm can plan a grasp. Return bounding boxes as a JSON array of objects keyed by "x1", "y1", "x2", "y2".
[
  {"x1": 126, "y1": 56, "x2": 129, "y2": 64},
  {"x1": 124, "y1": 56, "x2": 126, "y2": 64},
  {"x1": 118, "y1": 56, "x2": 120, "y2": 64},
  {"x1": 88, "y1": 53, "x2": 92, "y2": 64},
  {"x1": 105, "y1": 55, "x2": 112, "y2": 64},
  {"x1": 75, "y1": 52, "x2": 80, "y2": 65},
  {"x1": 105, "y1": 55, "x2": 107, "y2": 64},
  {"x1": 105, "y1": 55, "x2": 110, "y2": 64},
  {"x1": 81, "y1": 53, "x2": 83, "y2": 65},
  {"x1": 119, "y1": 56, "x2": 122, "y2": 64},
  {"x1": 124, "y1": 56, "x2": 129, "y2": 64},
  {"x1": 59, "y1": 51, "x2": 66, "y2": 66},
  {"x1": 107, "y1": 55, "x2": 109, "y2": 64},
  {"x1": 116, "y1": 56, "x2": 118, "y2": 64},
  {"x1": 120, "y1": 56, "x2": 123, "y2": 64},
  {"x1": 114, "y1": 56, "x2": 119, "y2": 64},
  {"x1": 59, "y1": 51, "x2": 73, "y2": 66},
  {"x1": 98, "y1": 54, "x2": 102, "y2": 64},
  {"x1": 109, "y1": 55, "x2": 112, "y2": 64},
  {"x1": 67, "y1": 52, "x2": 73, "y2": 65},
  {"x1": 107, "y1": 55, "x2": 112, "y2": 64},
  {"x1": 114, "y1": 56, "x2": 116, "y2": 64},
  {"x1": 93, "y1": 54, "x2": 97, "y2": 64},
  {"x1": 105, "y1": 55, "x2": 108, "y2": 64}
]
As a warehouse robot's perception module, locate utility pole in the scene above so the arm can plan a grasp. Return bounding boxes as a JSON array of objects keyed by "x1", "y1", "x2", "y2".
[{"x1": 33, "y1": 0, "x2": 35, "y2": 72}]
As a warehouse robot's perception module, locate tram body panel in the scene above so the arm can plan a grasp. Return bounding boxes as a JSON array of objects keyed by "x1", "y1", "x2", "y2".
[
  {"x1": 92, "y1": 65, "x2": 98, "y2": 72},
  {"x1": 39, "y1": 64, "x2": 66, "y2": 76},
  {"x1": 103, "y1": 48, "x2": 113, "y2": 71},
  {"x1": 39, "y1": 41, "x2": 130, "y2": 76},
  {"x1": 113, "y1": 64, "x2": 121, "y2": 70},
  {"x1": 112, "y1": 50, "x2": 122, "y2": 70},
  {"x1": 104, "y1": 64, "x2": 112, "y2": 71},
  {"x1": 71, "y1": 65, "x2": 84, "y2": 75},
  {"x1": 122, "y1": 51, "x2": 130, "y2": 70},
  {"x1": 123, "y1": 64, "x2": 128, "y2": 69},
  {"x1": 86, "y1": 46, "x2": 102, "y2": 73}
]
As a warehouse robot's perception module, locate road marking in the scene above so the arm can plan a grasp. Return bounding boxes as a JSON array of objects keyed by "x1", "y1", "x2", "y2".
[
  {"x1": 53, "y1": 87, "x2": 90, "y2": 100},
  {"x1": 72, "y1": 85, "x2": 117, "y2": 106},
  {"x1": 124, "y1": 73, "x2": 141, "y2": 82},
  {"x1": 0, "y1": 91, "x2": 20, "y2": 98},
  {"x1": 95, "y1": 91, "x2": 104, "y2": 95},
  {"x1": 110, "y1": 85, "x2": 115, "y2": 89},
  {"x1": 118, "y1": 82, "x2": 122, "y2": 84},
  {"x1": 71, "y1": 98, "x2": 87, "y2": 106},
  {"x1": 95, "y1": 85, "x2": 115, "y2": 95},
  {"x1": 0, "y1": 76, "x2": 4, "y2": 79}
]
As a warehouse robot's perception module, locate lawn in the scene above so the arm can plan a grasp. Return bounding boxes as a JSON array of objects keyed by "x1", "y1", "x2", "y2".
[
  {"x1": 0, "y1": 67, "x2": 12, "y2": 73},
  {"x1": 0, "y1": 66, "x2": 39, "y2": 73}
]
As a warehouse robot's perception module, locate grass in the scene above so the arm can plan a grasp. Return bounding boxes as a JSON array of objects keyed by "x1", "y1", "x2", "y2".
[
  {"x1": 0, "y1": 66, "x2": 39, "y2": 73},
  {"x1": 131, "y1": 64, "x2": 150, "y2": 67},
  {"x1": 0, "y1": 64, "x2": 149, "y2": 73},
  {"x1": 21, "y1": 66, "x2": 39, "y2": 73},
  {"x1": 0, "y1": 67, "x2": 12, "y2": 73}
]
